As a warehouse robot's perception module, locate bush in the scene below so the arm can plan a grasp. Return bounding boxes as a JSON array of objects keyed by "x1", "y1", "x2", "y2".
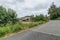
[
  {"x1": 31, "y1": 14, "x2": 49, "y2": 22},
  {"x1": 0, "y1": 27, "x2": 9, "y2": 37},
  {"x1": 0, "y1": 20, "x2": 48, "y2": 37},
  {"x1": 0, "y1": 6, "x2": 18, "y2": 26},
  {"x1": 0, "y1": 24, "x2": 23, "y2": 37},
  {"x1": 56, "y1": 17, "x2": 60, "y2": 20}
]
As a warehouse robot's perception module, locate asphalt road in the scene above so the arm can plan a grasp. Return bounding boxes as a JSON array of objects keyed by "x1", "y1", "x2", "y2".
[{"x1": 1, "y1": 20, "x2": 60, "y2": 40}]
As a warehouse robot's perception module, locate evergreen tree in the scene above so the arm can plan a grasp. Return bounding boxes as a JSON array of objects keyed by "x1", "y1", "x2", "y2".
[{"x1": 48, "y1": 2, "x2": 57, "y2": 19}]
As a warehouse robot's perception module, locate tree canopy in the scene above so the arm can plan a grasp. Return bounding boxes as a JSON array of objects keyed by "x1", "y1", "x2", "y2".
[
  {"x1": 31, "y1": 14, "x2": 48, "y2": 22},
  {"x1": 0, "y1": 6, "x2": 18, "y2": 26},
  {"x1": 48, "y1": 2, "x2": 60, "y2": 20}
]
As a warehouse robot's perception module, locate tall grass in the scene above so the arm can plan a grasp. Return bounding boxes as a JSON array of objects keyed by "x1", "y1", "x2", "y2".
[{"x1": 0, "y1": 21, "x2": 47, "y2": 37}]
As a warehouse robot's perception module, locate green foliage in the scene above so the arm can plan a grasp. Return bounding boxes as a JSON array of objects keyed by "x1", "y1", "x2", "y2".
[
  {"x1": 9, "y1": 24, "x2": 22, "y2": 33},
  {"x1": 48, "y1": 2, "x2": 60, "y2": 20},
  {"x1": 31, "y1": 14, "x2": 49, "y2": 22},
  {"x1": 0, "y1": 6, "x2": 18, "y2": 26},
  {"x1": 0, "y1": 21, "x2": 47, "y2": 37},
  {"x1": 7, "y1": 9, "x2": 18, "y2": 24},
  {"x1": 0, "y1": 6, "x2": 8, "y2": 26},
  {"x1": 0, "y1": 24, "x2": 22, "y2": 37}
]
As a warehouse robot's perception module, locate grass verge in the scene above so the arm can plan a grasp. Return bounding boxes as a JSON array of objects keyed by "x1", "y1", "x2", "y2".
[{"x1": 0, "y1": 21, "x2": 48, "y2": 37}]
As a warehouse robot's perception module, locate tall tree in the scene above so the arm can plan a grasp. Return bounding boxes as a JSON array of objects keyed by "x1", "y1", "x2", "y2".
[
  {"x1": 48, "y1": 2, "x2": 57, "y2": 19},
  {"x1": 0, "y1": 6, "x2": 18, "y2": 26},
  {"x1": 0, "y1": 6, "x2": 8, "y2": 26},
  {"x1": 7, "y1": 9, "x2": 18, "y2": 24}
]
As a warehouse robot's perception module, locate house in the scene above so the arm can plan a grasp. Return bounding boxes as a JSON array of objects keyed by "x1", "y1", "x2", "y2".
[{"x1": 20, "y1": 16, "x2": 32, "y2": 21}]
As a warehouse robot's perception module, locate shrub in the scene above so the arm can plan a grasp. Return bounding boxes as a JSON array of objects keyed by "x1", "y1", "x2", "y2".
[
  {"x1": 0, "y1": 24, "x2": 22, "y2": 37},
  {"x1": 31, "y1": 14, "x2": 49, "y2": 22},
  {"x1": 0, "y1": 27, "x2": 8, "y2": 37},
  {"x1": 0, "y1": 20, "x2": 48, "y2": 37}
]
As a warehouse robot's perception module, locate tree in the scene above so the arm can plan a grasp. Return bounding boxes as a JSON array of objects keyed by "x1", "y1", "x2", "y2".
[
  {"x1": 31, "y1": 14, "x2": 48, "y2": 22},
  {"x1": 0, "y1": 6, "x2": 18, "y2": 26},
  {"x1": 7, "y1": 9, "x2": 18, "y2": 24},
  {"x1": 48, "y1": 2, "x2": 57, "y2": 19},
  {"x1": 57, "y1": 7, "x2": 60, "y2": 17},
  {"x1": 0, "y1": 6, "x2": 8, "y2": 26}
]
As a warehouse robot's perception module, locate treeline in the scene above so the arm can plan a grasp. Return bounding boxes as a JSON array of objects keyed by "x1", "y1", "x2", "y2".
[
  {"x1": 0, "y1": 6, "x2": 18, "y2": 26},
  {"x1": 48, "y1": 2, "x2": 60, "y2": 20},
  {"x1": 31, "y1": 14, "x2": 49, "y2": 22},
  {"x1": 0, "y1": 5, "x2": 49, "y2": 27}
]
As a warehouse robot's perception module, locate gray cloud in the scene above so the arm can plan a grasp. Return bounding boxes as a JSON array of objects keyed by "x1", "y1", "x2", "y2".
[
  {"x1": 54, "y1": 0, "x2": 60, "y2": 7},
  {"x1": 17, "y1": 0, "x2": 24, "y2": 2},
  {"x1": 23, "y1": 3, "x2": 49, "y2": 11},
  {"x1": 0, "y1": 0, "x2": 60, "y2": 17}
]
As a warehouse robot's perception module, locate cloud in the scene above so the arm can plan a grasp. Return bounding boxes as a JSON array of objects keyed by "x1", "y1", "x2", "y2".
[
  {"x1": 16, "y1": 0, "x2": 52, "y2": 17},
  {"x1": 0, "y1": 0, "x2": 59, "y2": 17},
  {"x1": 23, "y1": 3, "x2": 49, "y2": 11},
  {"x1": 17, "y1": 0, "x2": 24, "y2": 2},
  {"x1": 53, "y1": 0, "x2": 60, "y2": 6}
]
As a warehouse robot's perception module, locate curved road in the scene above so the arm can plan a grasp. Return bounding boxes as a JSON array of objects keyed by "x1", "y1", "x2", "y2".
[{"x1": 1, "y1": 20, "x2": 60, "y2": 40}]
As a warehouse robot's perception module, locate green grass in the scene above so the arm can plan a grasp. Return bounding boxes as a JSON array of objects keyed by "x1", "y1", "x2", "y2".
[{"x1": 0, "y1": 21, "x2": 47, "y2": 37}]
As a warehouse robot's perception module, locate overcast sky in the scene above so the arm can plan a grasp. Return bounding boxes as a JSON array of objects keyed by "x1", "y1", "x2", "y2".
[{"x1": 0, "y1": 0, "x2": 60, "y2": 17}]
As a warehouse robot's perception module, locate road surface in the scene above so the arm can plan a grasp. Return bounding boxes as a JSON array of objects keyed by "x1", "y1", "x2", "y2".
[{"x1": 1, "y1": 20, "x2": 60, "y2": 40}]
